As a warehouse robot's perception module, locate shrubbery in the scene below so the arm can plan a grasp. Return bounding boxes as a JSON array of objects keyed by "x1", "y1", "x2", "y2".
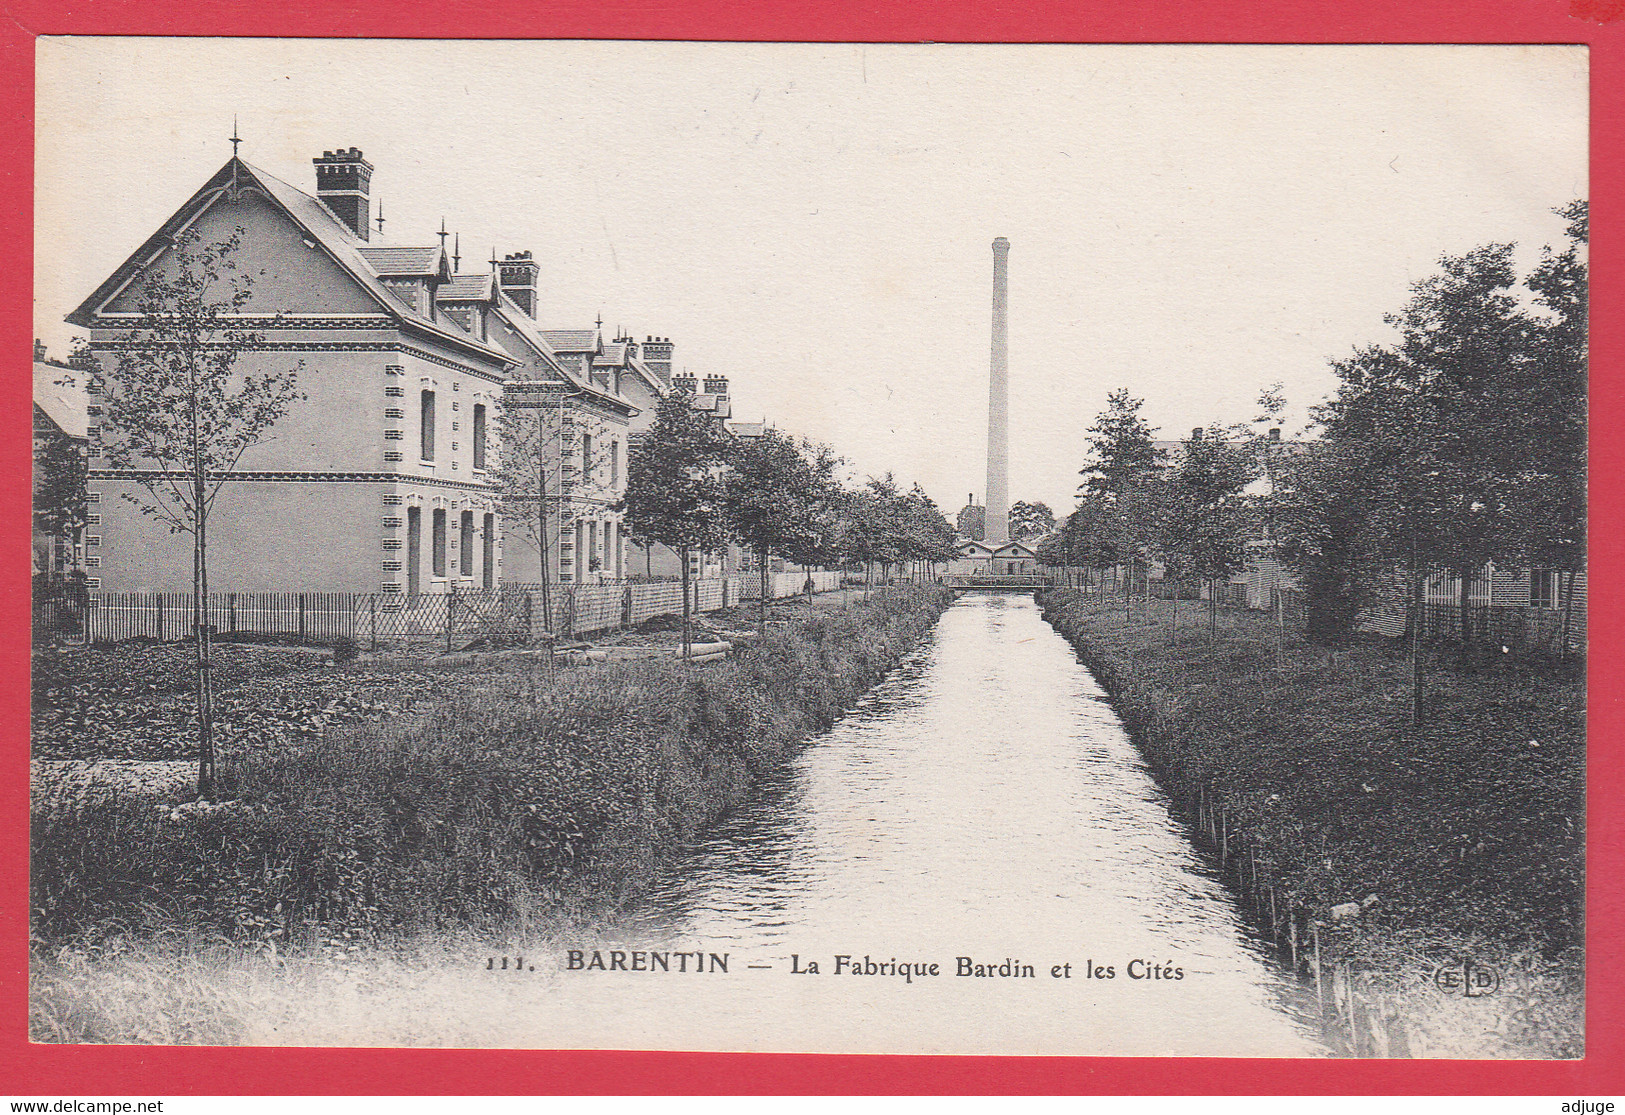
[
  {"x1": 32, "y1": 585, "x2": 951, "y2": 945},
  {"x1": 1038, "y1": 587, "x2": 1584, "y2": 1057}
]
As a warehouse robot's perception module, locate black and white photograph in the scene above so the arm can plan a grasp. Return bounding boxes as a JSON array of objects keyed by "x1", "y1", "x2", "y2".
[{"x1": 29, "y1": 39, "x2": 1587, "y2": 1058}]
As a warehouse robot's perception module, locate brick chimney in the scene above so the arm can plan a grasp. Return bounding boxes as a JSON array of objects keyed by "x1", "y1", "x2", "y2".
[
  {"x1": 986, "y1": 237, "x2": 1011, "y2": 543},
  {"x1": 499, "y1": 251, "x2": 540, "y2": 317},
  {"x1": 33, "y1": 339, "x2": 46, "y2": 363},
  {"x1": 642, "y1": 336, "x2": 673, "y2": 386},
  {"x1": 703, "y1": 374, "x2": 729, "y2": 396},
  {"x1": 671, "y1": 371, "x2": 697, "y2": 395},
  {"x1": 313, "y1": 148, "x2": 374, "y2": 241}
]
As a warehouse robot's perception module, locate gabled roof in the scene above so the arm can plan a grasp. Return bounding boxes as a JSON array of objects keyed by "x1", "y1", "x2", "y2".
[
  {"x1": 594, "y1": 341, "x2": 628, "y2": 366},
  {"x1": 67, "y1": 157, "x2": 510, "y2": 370},
  {"x1": 357, "y1": 246, "x2": 446, "y2": 277},
  {"x1": 492, "y1": 297, "x2": 637, "y2": 418},
  {"x1": 437, "y1": 273, "x2": 496, "y2": 302},
  {"x1": 958, "y1": 539, "x2": 995, "y2": 555},
  {"x1": 728, "y1": 420, "x2": 768, "y2": 439},
  {"x1": 34, "y1": 361, "x2": 87, "y2": 440},
  {"x1": 541, "y1": 329, "x2": 600, "y2": 354},
  {"x1": 688, "y1": 392, "x2": 731, "y2": 419},
  {"x1": 991, "y1": 540, "x2": 1038, "y2": 558}
]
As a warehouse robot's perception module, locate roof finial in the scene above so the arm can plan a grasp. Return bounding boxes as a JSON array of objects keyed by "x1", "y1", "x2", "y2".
[
  {"x1": 438, "y1": 217, "x2": 449, "y2": 250},
  {"x1": 595, "y1": 312, "x2": 604, "y2": 331},
  {"x1": 230, "y1": 115, "x2": 241, "y2": 157},
  {"x1": 452, "y1": 233, "x2": 461, "y2": 273},
  {"x1": 375, "y1": 198, "x2": 385, "y2": 234},
  {"x1": 489, "y1": 246, "x2": 499, "y2": 274}
]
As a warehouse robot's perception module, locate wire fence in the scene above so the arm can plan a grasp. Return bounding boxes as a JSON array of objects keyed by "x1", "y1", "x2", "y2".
[
  {"x1": 1046, "y1": 567, "x2": 1582, "y2": 658},
  {"x1": 46, "y1": 577, "x2": 750, "y2": 649},
  {"x1": 1359, "y1": 600, "x2": 1583, "y2": 656}
]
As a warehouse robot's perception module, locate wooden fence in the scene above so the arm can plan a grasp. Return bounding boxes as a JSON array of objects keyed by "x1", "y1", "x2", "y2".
[{"x1": 65, "y1": 577, "x2": 748, "y2": 649}]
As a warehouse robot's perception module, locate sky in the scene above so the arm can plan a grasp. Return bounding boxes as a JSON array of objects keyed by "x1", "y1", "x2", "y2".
[{"x1": 35, "y1": 40, "x2": 1587, "y2": 517}]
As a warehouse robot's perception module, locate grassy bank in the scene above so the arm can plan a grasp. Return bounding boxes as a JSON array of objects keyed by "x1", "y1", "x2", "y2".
[
  {"x1": 1038, "y1": 587, "x2": 1584, "y2": 1058},
  {"x1": 32, "y1": 586, "x2": 951, "y2": 958}
]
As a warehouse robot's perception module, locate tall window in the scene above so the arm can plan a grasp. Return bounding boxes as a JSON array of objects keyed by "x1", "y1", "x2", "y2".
[
  {"x1": 473, "y1": 404, "x2": 487, "y2": 471},
  {"x1": 1531, "y1": 569, "x2": 1558, "y2": 609},
  {"x1": 460, "y1": 510, "x2": 474, "y2": 577},
  {"x1": 432, "y1": 508, "x2": 447, "y2": 578},
  {"x1": 420, "y1": 390, "x2": 436, "y2": 461},
  {"x1": 406, "y1": 506, "x2": 422, "y2": 597},
  {"x1": 483, "y1": 513, "x2": 495, "y2": 590},
  {"x1": 582, "y1": 431, "x2": 594, "y2": 485},
  {"x1": 609, "y1": 439, "x2": 619, "y2": 487}
]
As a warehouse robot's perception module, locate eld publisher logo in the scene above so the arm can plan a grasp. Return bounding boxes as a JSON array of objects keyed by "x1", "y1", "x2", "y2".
[{"x1": 1434, "y1": 959, "x2": 1501, "y2": 998}]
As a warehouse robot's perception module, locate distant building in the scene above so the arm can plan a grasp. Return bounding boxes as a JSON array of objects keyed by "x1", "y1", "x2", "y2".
[
  {"x1": 32, "y1": 344, "x2": 88, "y2": 580},
  {"x1": 948, "y1": 538, "x2": 1038, "y2": 577}
]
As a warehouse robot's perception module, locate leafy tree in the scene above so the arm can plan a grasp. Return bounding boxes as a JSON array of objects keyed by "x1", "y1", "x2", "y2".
[
  {"x1": 1520, "y1": 201, "x2": 1588, "y2": 639},
  {"x1": 86, "y1": 227, "x2": 305, "y2": 796},
  {"x1": 1150, "y1": 425, "x2": 1257, "y2": 638},
  {"x1": 33, "y1": 421, "x2": 87, "y2": 579},
  {"x1": 621, "y1": 385, "x2": 733, "y2": 656},
  {"x1": 844, "y1": 475, "x2": 902, "y2": 594},
  {"x1": 1048, "y1": 495, "x2": 1122, "y2": 595},
  {"x1": 1008, "y1": 500, "x2": 1055, "y2": 541},
  {"x1": 724, "y1": 428, "x2": 840, "y2": 631},
  {"x1": 1079, "y1": 388, "x2": 1165, "y2": 501},
  {"x1": 902, "y1": 483, "x2": 958, "y2": 576},
  {"x1": 956, "y1": 499, "x2": 985, "y2": 541},
  {"x1": 1078, "y1": 389, "x2": 1165, "y2": 615},
  {"x1": 1311, "y1": 245, "x2": 1546, "y2": 650},
  {"x1": 493, "y1": 381, "x2": 617, "y2": 629},
  {"x1": 1273, "y1": 439, "x2": 1381, "y2": 645}
]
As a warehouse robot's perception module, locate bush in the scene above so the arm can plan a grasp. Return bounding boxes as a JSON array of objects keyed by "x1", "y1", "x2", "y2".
[{"x1": 32, "y1": 585, "x2": 952, "y2": 945}]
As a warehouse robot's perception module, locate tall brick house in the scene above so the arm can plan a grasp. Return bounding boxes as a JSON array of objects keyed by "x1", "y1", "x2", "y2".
[{"x1": 67, "y1": 150, "x2": 514, "y2": 596}]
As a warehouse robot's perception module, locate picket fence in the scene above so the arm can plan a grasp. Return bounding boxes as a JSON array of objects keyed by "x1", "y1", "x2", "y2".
[{"x1": 72, "y1": 578, "x2": 747, "y2": 649}]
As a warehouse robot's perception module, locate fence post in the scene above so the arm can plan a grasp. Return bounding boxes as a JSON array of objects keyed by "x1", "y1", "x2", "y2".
[
  {"x1": 623, "y1": 583, "x2": 633, "y2": 628},
  {"x1": 154, "y1": 593, "x2": 165, "y2": 641},
  {"x1": 298, "y1": 594, "x2": 307, "y2": 643},
  {"x1": 446, "y1": 585, "x2": 457, "y2": 653},
  {"x1": 229, "y1": 592, "x2": 238, "y2": 634}
]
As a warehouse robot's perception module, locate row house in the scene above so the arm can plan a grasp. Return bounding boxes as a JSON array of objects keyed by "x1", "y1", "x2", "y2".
[
  {"x1": 69, "y1": 150, "x2": 515, "y2": 597},
  {"x1": 32, "y1": 344, "x2": 89, "y2": 580},
  {"x1": 444, "y1": 261, "x2": 641, "y2": 585},
  {"x1": 65, "y1": 142, "x2": 753, "y2": 599}
]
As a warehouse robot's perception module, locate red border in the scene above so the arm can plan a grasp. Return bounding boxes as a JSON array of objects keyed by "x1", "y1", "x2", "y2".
[{"x1": 3, "y1": 0, "x2": 1620, "y2": 1095}]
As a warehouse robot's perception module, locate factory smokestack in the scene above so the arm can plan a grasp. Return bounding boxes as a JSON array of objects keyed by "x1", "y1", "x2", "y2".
[{"x1": 986, "y1": 237, "x2": 1011, "y2": 544}]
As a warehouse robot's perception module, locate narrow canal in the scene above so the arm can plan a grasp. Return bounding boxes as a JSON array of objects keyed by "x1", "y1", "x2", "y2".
[{"x1": 535, "y1": 593, "x2": 1326, "y2": 1055}]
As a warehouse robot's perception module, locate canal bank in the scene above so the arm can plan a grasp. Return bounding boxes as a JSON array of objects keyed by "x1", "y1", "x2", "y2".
[
  {"x1": 35, "y1": 591, "x2": 1329, "y2": 1054},
  {"x1": 31, "y1": 586, "x2": 955, "y2": 1042},
  {"x1": 1037, "y1": 587, "x2": 1585, "y2": 1058}
]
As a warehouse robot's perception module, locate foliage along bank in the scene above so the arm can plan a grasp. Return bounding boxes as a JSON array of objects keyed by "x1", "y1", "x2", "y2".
[
  {"x1": 32, "y1": 585, "x2": 952, "y2": 947},
  {"x1": 1038, "y1": 587, "x2": 1583, "y2": 1058}
]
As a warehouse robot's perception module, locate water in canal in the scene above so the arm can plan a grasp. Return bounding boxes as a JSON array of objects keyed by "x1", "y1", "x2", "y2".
[{"x1": 521, "y1": 593, "x2": 1326, "y2": 1055}]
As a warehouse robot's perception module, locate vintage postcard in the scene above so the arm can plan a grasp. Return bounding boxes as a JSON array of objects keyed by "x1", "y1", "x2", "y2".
[{"x1": 28, "y1": 38, "x2": 1587, "y2": 1060}]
